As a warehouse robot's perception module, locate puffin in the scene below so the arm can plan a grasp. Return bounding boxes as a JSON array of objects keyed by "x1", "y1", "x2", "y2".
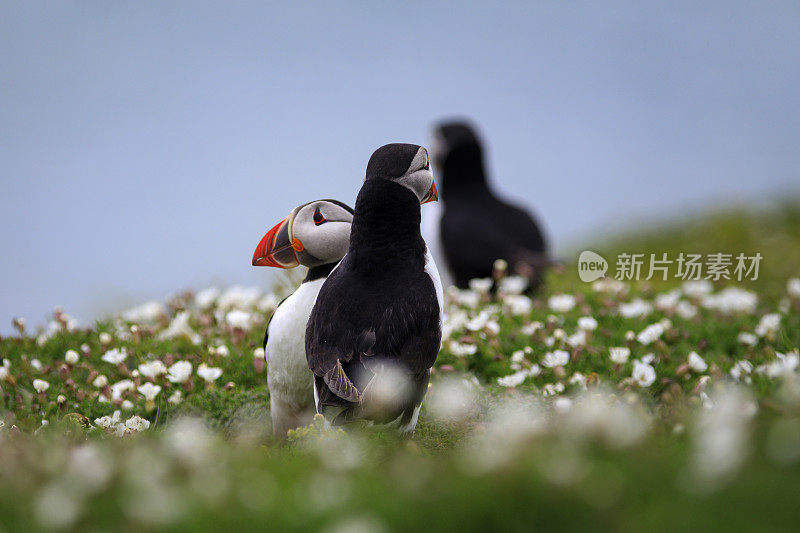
[
  {"x1": 429, "y1": 120, "x2": 549, "y2": 292},
  {"x1": 252, "y1": 199, "x2": 354, "y2": 436},
  {"x1": 305, "y1": 143, "x2": 443, "y2": 434}
]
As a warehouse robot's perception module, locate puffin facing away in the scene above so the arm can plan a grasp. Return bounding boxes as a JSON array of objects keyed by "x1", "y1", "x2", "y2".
[
  {"x1": 253, "y1": 199, "x2": 354, "y2": 436},
  {"x1": 306, "y1": 143, "x2": 443, "y2": 434},
  {"x1": 430, "y1": 120, "x2": 549, "y2": 291}
]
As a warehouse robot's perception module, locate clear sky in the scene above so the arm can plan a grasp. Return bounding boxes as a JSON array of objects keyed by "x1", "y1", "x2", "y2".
[{"x1": 2, "y1": 1, "x2": 799, "y2": 333}]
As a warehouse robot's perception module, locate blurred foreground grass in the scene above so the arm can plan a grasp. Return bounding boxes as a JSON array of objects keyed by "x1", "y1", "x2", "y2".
[{"x1": 1, "y1": 200, "x2": 800, "y2": 531}]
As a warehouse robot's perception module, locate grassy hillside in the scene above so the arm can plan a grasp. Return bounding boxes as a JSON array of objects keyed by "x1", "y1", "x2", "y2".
[{"x1": 1, "y1": 202, "x2": 800, "y2": 531}]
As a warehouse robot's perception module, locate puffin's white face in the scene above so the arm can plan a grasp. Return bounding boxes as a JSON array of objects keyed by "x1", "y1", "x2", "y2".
[
  {"x1": 252, "y1": 200, "x2": 353, "y2": 269},
  {"x1": 394, "y1": 146, "x2": 438, "y2": 204}
]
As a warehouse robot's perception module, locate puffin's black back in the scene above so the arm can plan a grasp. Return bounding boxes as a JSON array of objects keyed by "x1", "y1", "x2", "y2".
[
  {"x1": 436, "y1": 121, "x2": 548, "y2": 290},
  {"x1": 306, "y1": 178, "x2": 440, "y2": 421}
]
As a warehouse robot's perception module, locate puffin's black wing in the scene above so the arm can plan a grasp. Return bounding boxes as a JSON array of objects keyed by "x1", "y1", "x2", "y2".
[{"x1": 305, "y1": 254, "x2": 440, "y2": 407}]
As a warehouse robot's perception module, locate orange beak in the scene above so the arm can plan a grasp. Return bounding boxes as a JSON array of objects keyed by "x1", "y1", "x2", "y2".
[
  {"x1": 422, "y1": 180, "x2": 438, "y2": 204},
  {"x1": 252, "y1": 214, "x2": 302, "y2": 268}
]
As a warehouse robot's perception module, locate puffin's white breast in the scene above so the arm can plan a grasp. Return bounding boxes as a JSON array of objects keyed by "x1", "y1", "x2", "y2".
[
  {"x1": 424, "y1": 244, "x2": 444, "y2": 326},
  {"x1": 265, "y1": 278, "x2": 325, "y2": 411}
]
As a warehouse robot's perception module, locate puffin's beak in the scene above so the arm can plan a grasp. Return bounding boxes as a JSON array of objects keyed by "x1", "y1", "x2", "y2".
[
  {"x1": 421, "y1": 180, "x2": 438, "y2": 204},
  {"x1": 252, "y1": 214, "x2": 302, "y2": 268}
]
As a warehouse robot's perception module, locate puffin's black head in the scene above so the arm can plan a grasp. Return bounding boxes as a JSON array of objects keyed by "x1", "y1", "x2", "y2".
[
  {"x1": 430, "y1": 120, "x2": 482, "y2": 164},
  {"x1": 364, "y1": 143, "x2": 437, "y2": 204},
  {"x1": 429, "y1": 120, "x2": 487, "y2": 194}
]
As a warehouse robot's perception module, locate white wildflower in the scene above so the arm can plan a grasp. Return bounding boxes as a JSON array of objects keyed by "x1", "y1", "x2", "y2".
[
  {"x1": 468, "y1": 278, "x2": 493, "y2": 294},
  {"x1": 167, "y1": 361, "x2": 193, "y2": 383},
  {"x1": 755, "y1": 313, "x2": 781, "y2": 338},
  {"x1": 702, "y1": 287, "x2": 757, "y2": 314},
  {"x1": 561, "y1": 392, "x2": 648, "y2": 448},
  {"x1": 122, "y1": 301, "x2": 166, "y2": 324},
  {"x1": 426, "y1": 376, "x2": 479, "y2": 422},
  {"x1": 99, "y1": 332, "x2": 112, "y2": 344},
  {"x1": 632, "y1": 361, "x2": 656, "y2": 387},
  {"x1": 92, "y1": 375, "x2": 108, "y2": 388},
  {"x1": 253, "y1": 347, "x2": 265, "y2": 359},
  {"x1": 691, "y1": 387, "x2": 756, "y2": 483},
  {"x1": 619, "y1": 298, "x2": 653, "y2": 318},
  {"x1": 257, "y1": 293, "x2": 280, "y2": 313},
  {"x1": 137, "y1": 382, "x2": 161, "y2": 402},
  {"x1": 683, "y1": 280, "x2": 713, "y2": 298},
  {"x1": 121, "y1": 400, "x2": 134, "y2": 410},
  {"x1": 465, "y1": 311, "x2": 490, "y2": 332},
  {"x1": 757, "y1": 351, "x2": 799, "y2": 379},
  {"x1": 217, "y1": 285, "x2": 261, "y2": 311},
  {"x1": 157, "y1": 311, "x2": 201, "y2": 345},
  {"x1": 498, "y1": 276, "x2": 528, "y2": 295},
  {"x1": 592, "y1": 278, "x2": 628, "y2": 295},
  {"x1": 214, "y1": 344, "x2": 230, "y2": 357},
  {"x1": 168, "y1": 390, "x2": 183, "y2": 405},
  {"x1": 110, "y1": 379, "x2": 135, "y2": 401},
  {"x1": 787, "y1": 278, "x2": 800, "y2": 298},
  {"x1": 577, "y1": 316, "x2": 598, "y2": 331},
  {"x1": 542, "y1": 350, "x2": 569, "y2": 368},
  {"x1": 636, "y1": 323, "x2": 664, "y2": 345},
  {"x1": 553, "y1": 397, "x2": 573, "y2": 414},
  {"x1": 124, "y1": 415, "x2": 151, "y2": 433},
  {"x1": 197, "y1": 363, "x2": 223, "y2": 383},
  {"x1": 485, "y1": 320, "x2": 500, "y2": 336},
  {"x1": 609, "y1": 347, "x2": 631, "y2": 364},
  {"x1": 450, "y1": 288, "x2": 481, "y2": 309},
  {"x1": 542, "y1": 382, "x2": 565, "y2": 396},
  {"x1": 30, "y1": 358, "x2": 43, "y2": 371},
  {"x1": 569, "y1": 372, "x2": 587, "y2": 388},
  {"x1": 548, "y1": 294, "x2": 576, "y2": 313},
  {"x1": 688, "y1": 351, "x2": 708, "y2": 373},
  {"x1": 449, "y1": 341, "x2": 478, "y2": 357},
  {"x1": 655, "y1": 290, "x2": 681, "y2": 312},
  {"x1": 33, "y1": 379, "x2": 50, "y2": 393},
  {"x1": 738, "y1": 332, "x2": 758, "y2": 346},
  {"x1": 101, "y1": 348, "x2": 128, "y2": 365},
  {"x1": 730, "y1": 360, "x2": 753, "y2": 381},
  {"x1": 497, "y1": 371, "x2": 528, "y2": 388},
  {"x1": 566, "y1": 330, "x2": 586, "y2": 348},
  {"x1": 676, "y1": 301, "x2": 699, "y2": 319},
  {"x1": 504, "y1": 294, "x2": 532, "y2": 316},
  {"x1": 194, "y1": 286, "x2": 220, "y2": 309},
  {"x1": 639, "y1": 353, "x2": 656, "y2": 365},
  {"x1": 94, "y1": 410, "x2": 121, "y2": 429},
  {"x1": 226, "y1": 309, "x2": 252, "y2": 330},
  {"x1": 138, "y1": 360, "x2": 167, "y2": 380},
  {"x1": 65, "y1": 349, "x2": 79, "y2": 365},
  {"x1": 521, "y1": 322, "x2": 543, "y2": 336}
]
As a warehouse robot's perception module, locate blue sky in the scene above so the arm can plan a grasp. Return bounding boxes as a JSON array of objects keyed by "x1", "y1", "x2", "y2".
[{"x1": 1, "y1": 1, "x2": 799, "y2": 332}]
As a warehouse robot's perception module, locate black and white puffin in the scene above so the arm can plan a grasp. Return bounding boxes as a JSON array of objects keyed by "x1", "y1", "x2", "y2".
[
  {"x1": 252, "y1": 199, "x2": 354, "y2": 436},
  {"x1": 305, "y1": 143, "x2": 443, "y2": 434},
  {"x1": 428, "y1": 120, "x2": 549, "y2": 291}
]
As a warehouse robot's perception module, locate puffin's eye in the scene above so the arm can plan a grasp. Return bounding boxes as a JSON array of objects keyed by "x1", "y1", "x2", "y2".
[
  {"x1": 313, "y1": 208, "x2": 326, "y2": 226},
  {"x1": 423, "y1": 160, "x2": 430, "y2": 170}
]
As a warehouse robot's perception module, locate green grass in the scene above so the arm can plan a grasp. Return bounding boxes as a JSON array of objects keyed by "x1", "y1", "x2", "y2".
[{"x1": 1, "y1": 200, "x2": 800, "y2": 531}]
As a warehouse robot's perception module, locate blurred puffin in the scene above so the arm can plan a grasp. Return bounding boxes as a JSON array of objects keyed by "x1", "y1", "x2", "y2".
[
  {"x1": 306, "y1": 143, "x2": 442, "y2": 434},
  {"x1": 252, "y1": 199, "x2": 354, "y2": 436},
  {"x1": 429, "y1": 120, "x2": 549, "y2": 291}
]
